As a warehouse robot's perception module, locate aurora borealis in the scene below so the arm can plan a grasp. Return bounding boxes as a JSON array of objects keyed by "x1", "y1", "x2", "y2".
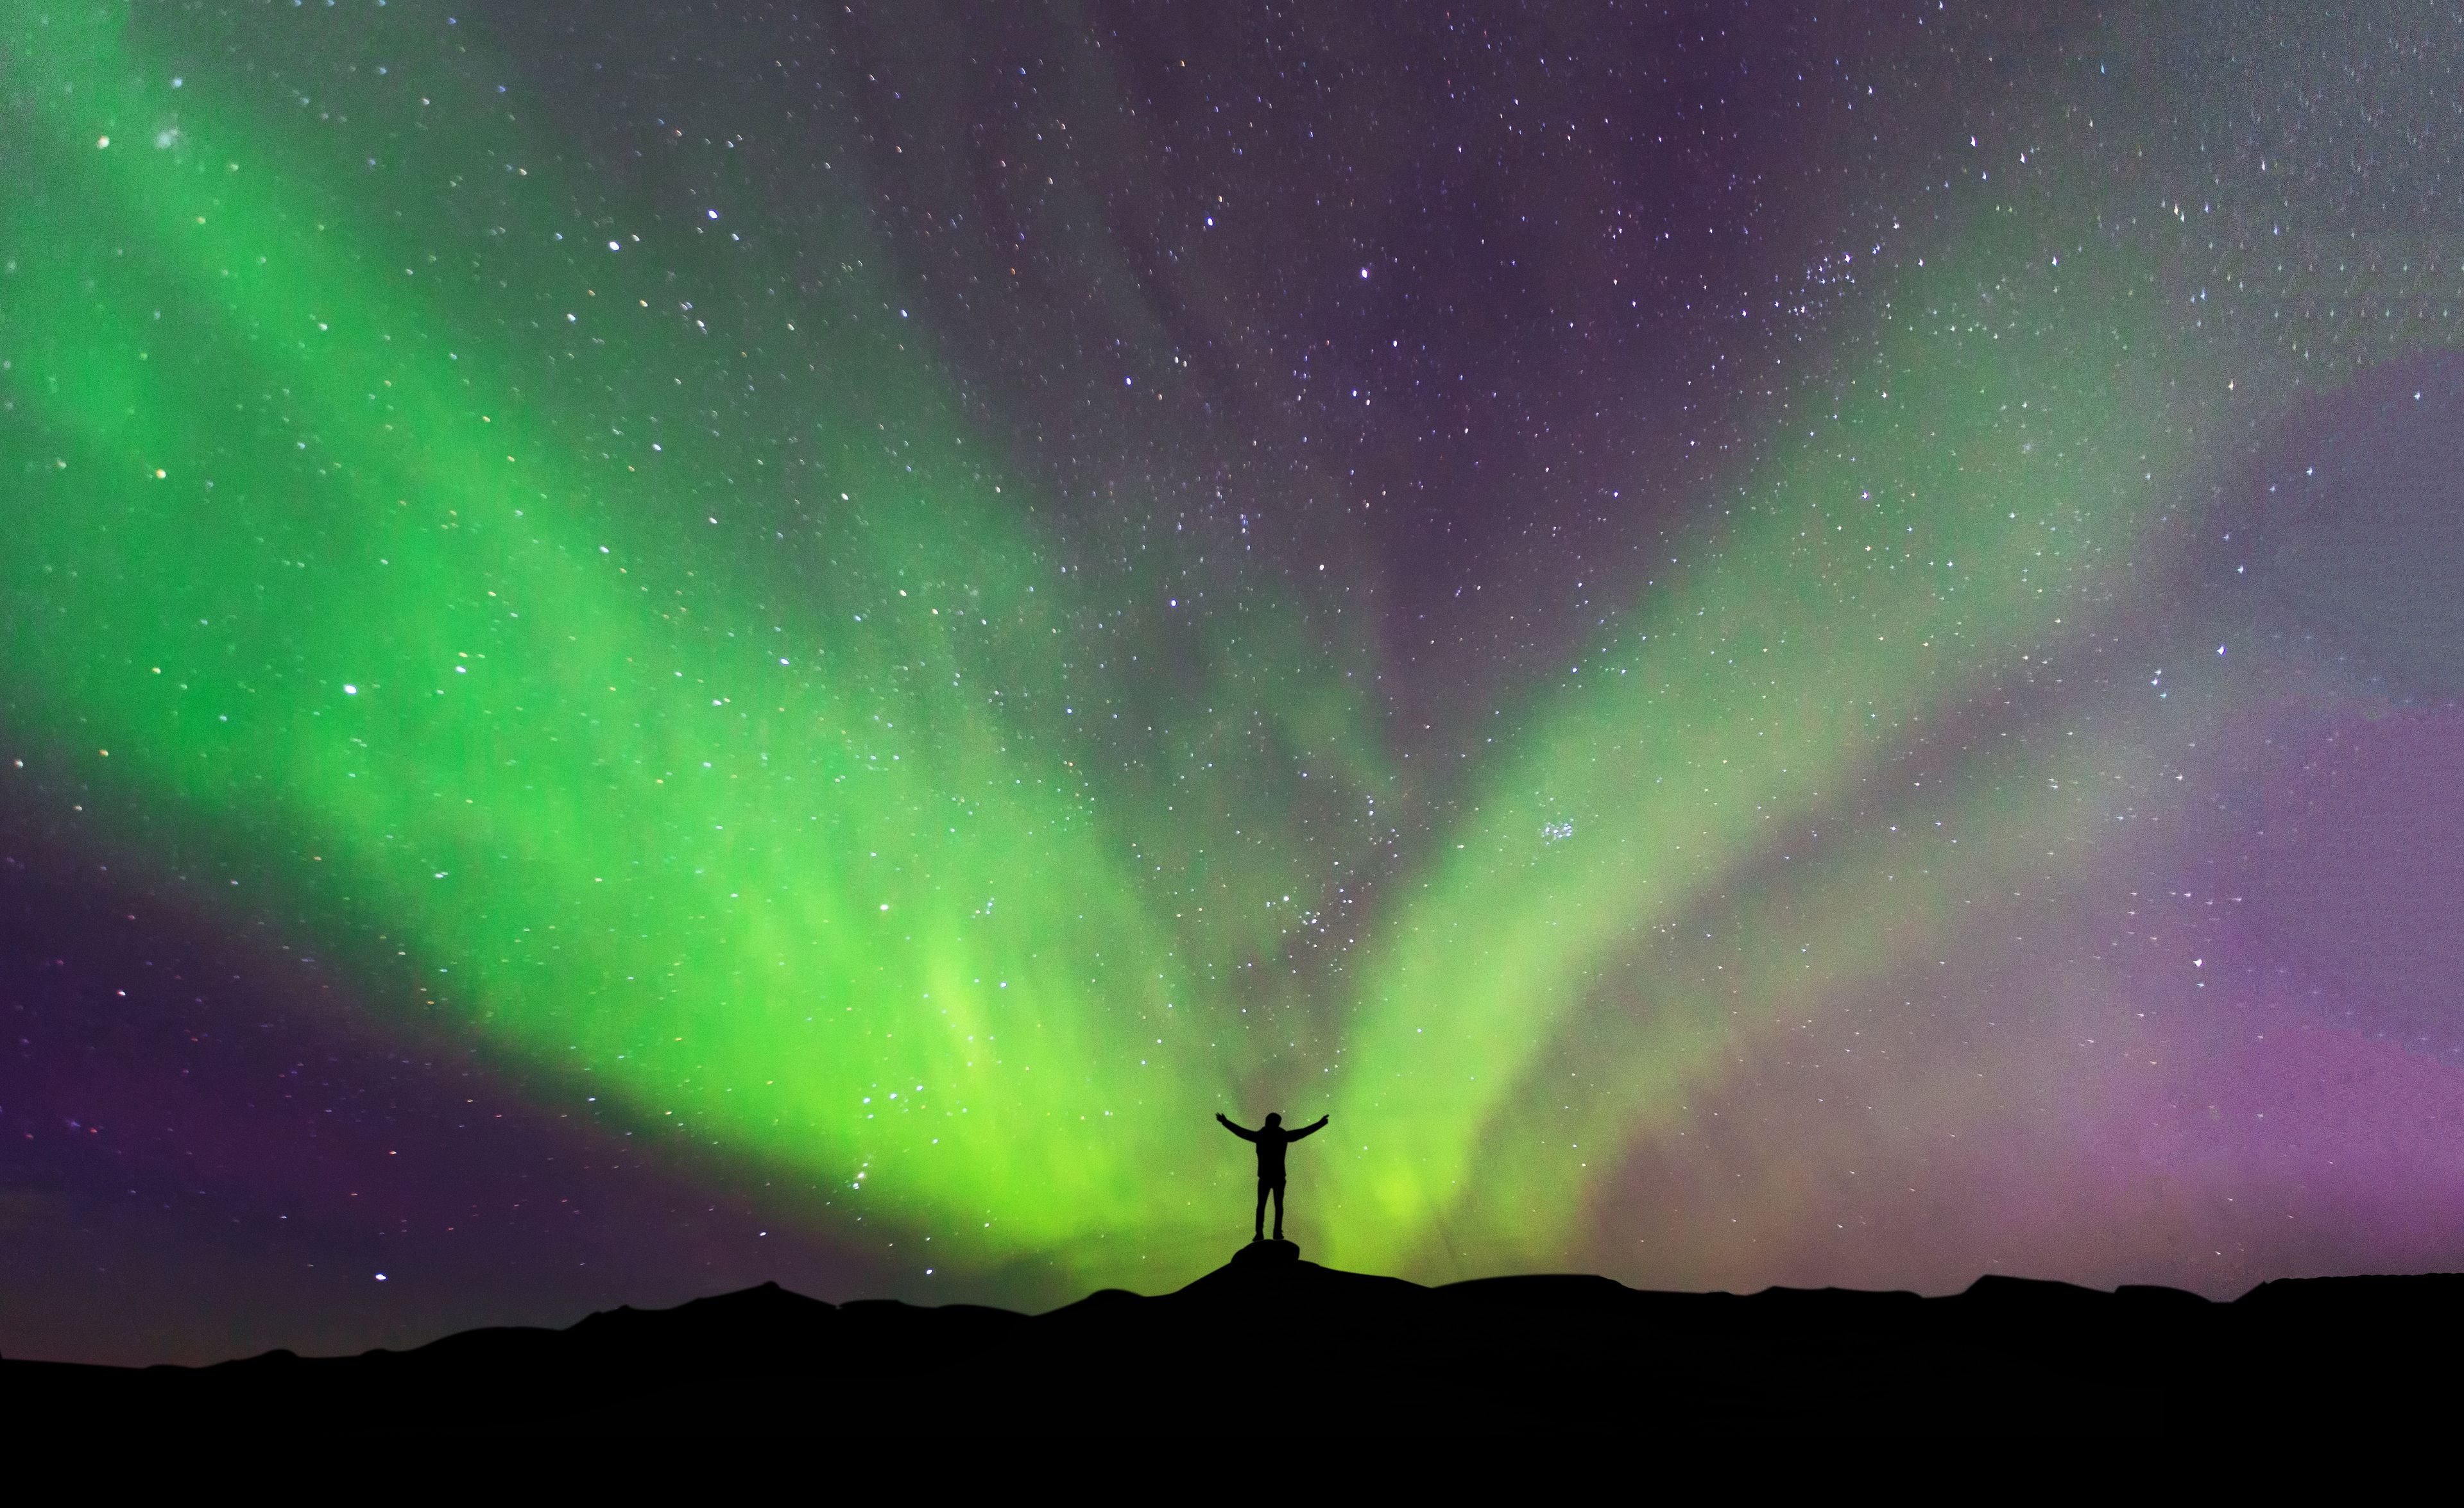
[{"x1": 6, "y1": 1, "x2": 2463, "y2": 1364}]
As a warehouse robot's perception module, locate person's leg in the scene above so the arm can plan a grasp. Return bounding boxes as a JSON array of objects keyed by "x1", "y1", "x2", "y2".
[
  {"x1": 1253, "y1": 1180, "x2": 1268, "y2": 1241},
  {"x1": 1270, "y1": 1180, "x2": 1286, "y2": 1241}
]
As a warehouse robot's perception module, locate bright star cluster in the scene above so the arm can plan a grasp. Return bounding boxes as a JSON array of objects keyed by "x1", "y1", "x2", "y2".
[{"x1": 5, "y1": 2, "x2": 2462, "y2": 1363}]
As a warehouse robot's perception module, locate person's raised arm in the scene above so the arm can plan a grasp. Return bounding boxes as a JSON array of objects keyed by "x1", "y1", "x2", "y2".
[
  {"x1": 1290, "y1": 1115, "x2": 1330, "y2": 1140},
  {"x1": 1217, "y1": 1113, "x2": 1258, "y2": 1142}
]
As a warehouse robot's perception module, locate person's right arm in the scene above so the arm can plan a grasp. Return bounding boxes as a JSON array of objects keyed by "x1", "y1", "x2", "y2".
[{"x1": 1217, "y1": 1113, "x2": 1256, "y2": 1141}]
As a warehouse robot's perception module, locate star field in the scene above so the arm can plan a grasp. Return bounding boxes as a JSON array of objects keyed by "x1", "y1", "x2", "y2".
[{"x1": 4, "y1": 1, "x2": 2462, "y2": 1364}]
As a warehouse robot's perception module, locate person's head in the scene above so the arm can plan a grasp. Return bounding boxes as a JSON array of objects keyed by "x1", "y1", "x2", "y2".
[{"x1": 1263, "y1": 1111, "x2": 1283, "y2": 1128}]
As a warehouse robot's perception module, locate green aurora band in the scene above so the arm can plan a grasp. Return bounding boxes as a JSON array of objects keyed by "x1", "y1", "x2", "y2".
[
  {"x1": 6, "y1": 4, "x2": 2454, "y2": 1292},
  {"x1": 5, "y1": 1, "x2": 1379, "y2": 1280}
]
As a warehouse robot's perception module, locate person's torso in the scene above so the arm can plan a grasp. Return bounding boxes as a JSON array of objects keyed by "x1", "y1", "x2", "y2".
[{"x1": 1255, "y1": 1130, "x2": 1289, "y2": 1176}]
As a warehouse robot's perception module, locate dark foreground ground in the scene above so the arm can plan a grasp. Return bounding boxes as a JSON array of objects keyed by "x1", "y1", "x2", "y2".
[{"x1": 8, "y1": 1242, "x2": 2458, "y2": 1435}]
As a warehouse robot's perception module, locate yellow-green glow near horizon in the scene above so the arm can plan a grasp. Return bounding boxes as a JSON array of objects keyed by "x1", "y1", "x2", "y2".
[{"x1": 8, "y1": 2, "x2": 2460, "y2": 1300}]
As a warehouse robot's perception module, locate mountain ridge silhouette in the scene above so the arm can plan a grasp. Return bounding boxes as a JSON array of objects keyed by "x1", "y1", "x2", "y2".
[{"x1": 6, "y1": 1249, "x2": 2456, "y2": 1435}]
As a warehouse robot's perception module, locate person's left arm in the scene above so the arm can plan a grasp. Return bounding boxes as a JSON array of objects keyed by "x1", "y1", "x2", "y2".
[{"x1": 1290, "y1": 1115, "x2": 1330, "y2": 1140}]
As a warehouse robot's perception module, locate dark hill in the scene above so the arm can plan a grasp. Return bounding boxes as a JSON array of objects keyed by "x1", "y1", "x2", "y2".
[{"x1": 7, "y1": 1243, "x2": 2458, "y2": 1435}]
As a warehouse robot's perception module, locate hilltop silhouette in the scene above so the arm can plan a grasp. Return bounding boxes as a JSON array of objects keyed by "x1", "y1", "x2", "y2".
[{"x1": 4, "y1": 1247, "x2": 2456, "y2": 1435}]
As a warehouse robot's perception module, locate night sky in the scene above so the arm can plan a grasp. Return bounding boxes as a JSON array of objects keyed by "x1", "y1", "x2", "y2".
[{"x1": 6, "y1": 1, "x2": 2463, "y2": 1366}]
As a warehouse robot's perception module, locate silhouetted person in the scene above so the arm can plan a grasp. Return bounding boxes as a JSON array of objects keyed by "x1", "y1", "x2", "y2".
[{"x1": 1217, "y1": 1110, "x2": 1328, "y2": 1242}]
